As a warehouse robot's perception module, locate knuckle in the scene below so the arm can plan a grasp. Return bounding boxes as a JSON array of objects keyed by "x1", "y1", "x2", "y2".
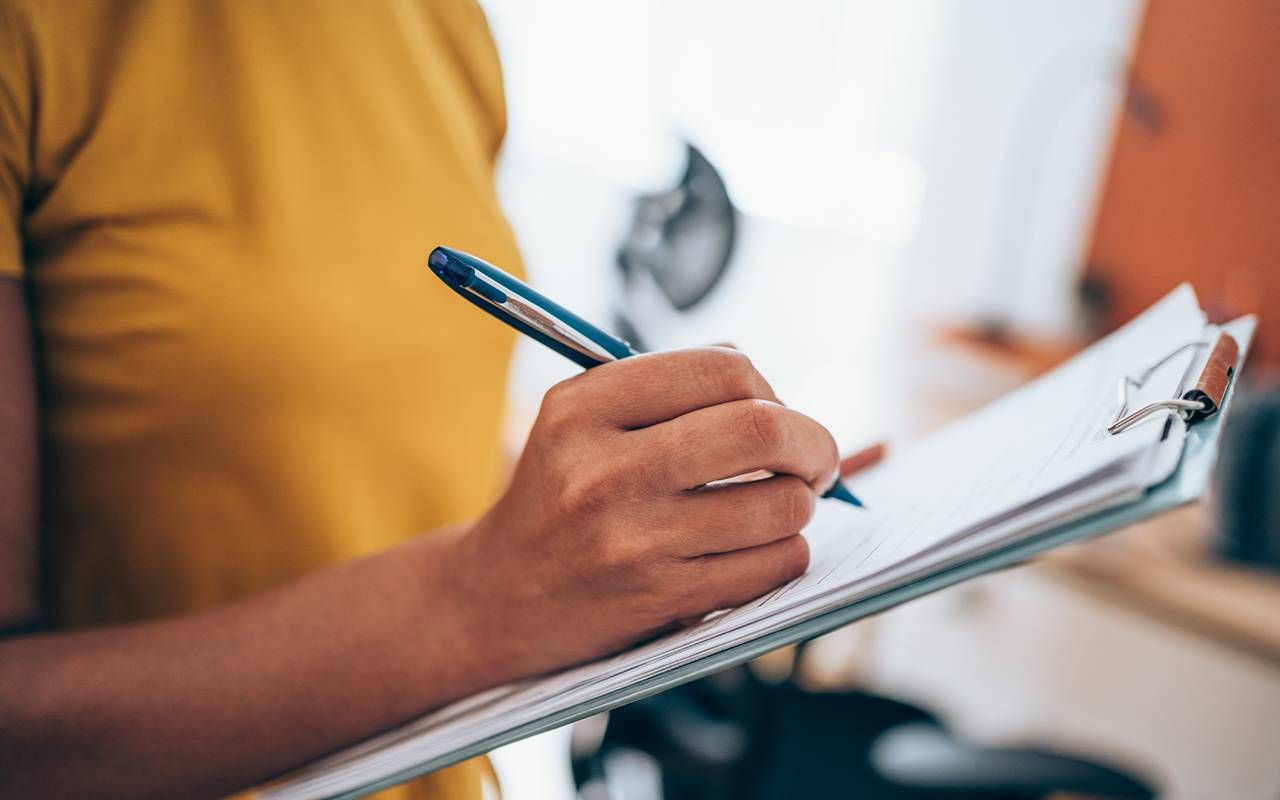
[
  {"x1": 647, "y1": 460, "x2": 681, "y2": 496},
  {"x1": 551, "y1": 471, "x2": 594, "y2": 518},
  {"x1": 779, "y1": 535, "x2": 811, "y2": 578},
  {"x1": 550, "y1": 437, "x2": 644, "y2": 519},
  {"x1": 596, "y1": 534, "x2": 641, "y2": 573},
  {"x1": 670, "y1": 573, "x2": 713, "y2": 619},
  {"x1": 554, "y1": 463, "x2": 623, "y2": 518},
  {"x1": 652, "y1": 558, "x2": 703, "y2": 618},
  {"x1": 774, "y1": 477, "x2": 816, "y2": 533},
  {"x1": 712, "y1": 347, "x2": 761, "y2": 399},
  {"x1": 538, "y1": 380, "x2": 581, "y2": 433},
  {"x1": 740, "y1": 399, "x2": 787, "y2": 457},
  {"x1": 599, "y1": 459, "x2": 645, "y2": 503}
]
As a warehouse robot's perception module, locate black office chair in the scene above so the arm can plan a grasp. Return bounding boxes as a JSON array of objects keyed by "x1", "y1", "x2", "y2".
[
  {"x1": 572, "y1": 673, "x2": 1158, "y2": 800},
  {"x1": 870, "y1": 721, "x2": 1155, "y2": 800}
]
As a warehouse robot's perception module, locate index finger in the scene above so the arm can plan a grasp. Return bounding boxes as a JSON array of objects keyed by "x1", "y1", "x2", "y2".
[{"x1": 571, "y1": 348, "x2": 780, "y2": 429}]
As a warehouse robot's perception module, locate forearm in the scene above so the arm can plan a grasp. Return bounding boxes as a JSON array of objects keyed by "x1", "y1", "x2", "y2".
[{"x1": 0, "y1": 527, "x2": 500, "y2": 800}]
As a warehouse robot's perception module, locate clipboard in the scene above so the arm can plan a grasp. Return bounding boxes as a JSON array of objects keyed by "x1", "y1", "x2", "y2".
[
  {"x1": 303, "y1": 314, "x2": 1255, "y2": 800},
  {"x1": 1109, "y1": 328, "x2": 1241, "y2": 433}
]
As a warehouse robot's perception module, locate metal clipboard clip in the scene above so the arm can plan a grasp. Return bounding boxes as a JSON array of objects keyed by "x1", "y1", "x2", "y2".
[{"x1": 1108, "y1": 331, "x2": 1240, "y2": 435}]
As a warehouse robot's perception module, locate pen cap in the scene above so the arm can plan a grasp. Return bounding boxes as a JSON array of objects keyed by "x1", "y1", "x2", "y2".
[
  {"x1": 430, "y1": 246, "x2": 636, "y2": 362},
  {"x1": 428, "y1": 248, "x2": 472, "y2": 286}
]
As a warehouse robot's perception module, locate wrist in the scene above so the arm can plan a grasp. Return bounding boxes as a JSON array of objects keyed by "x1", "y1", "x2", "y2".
[{"x1": 407, "y1": 522, "x2": 517, "y2": 700}]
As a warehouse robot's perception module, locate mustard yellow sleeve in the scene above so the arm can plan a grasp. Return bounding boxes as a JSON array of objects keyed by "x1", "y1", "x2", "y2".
[{"x1": 0, "y1": 2, "x2": 31, "y2": 279}]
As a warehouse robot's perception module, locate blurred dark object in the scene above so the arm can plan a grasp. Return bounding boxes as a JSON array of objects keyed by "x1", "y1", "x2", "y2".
[
  {"x1": 1082, "y1": 0, "x2": 1280, "y2": 370},
  {"x1": 615, "y1": 142, "x2": 737, "y2": 349},
  {"x1": 1216, "y1": 390, "x2": 1280, "y2": 571},
  {"x1": 571, "y1": 670, "x2": 1157, "y2": 800},
  {"x1": 870, "y1": 722, "x2": 1154, "y2": 800}
]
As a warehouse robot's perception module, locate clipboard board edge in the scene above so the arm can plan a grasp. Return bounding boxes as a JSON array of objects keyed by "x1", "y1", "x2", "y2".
[{"x1": 304, "y1": 315, "x2": 1258, "y2": 800}]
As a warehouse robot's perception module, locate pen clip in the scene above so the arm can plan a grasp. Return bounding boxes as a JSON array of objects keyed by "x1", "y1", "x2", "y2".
[{"x1": 463, "y1": 271, "x2": 619, "y2": 366}]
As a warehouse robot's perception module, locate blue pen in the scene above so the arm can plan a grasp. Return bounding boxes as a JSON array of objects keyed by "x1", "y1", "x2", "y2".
[{"x1": 428, "y1": 246, "x2": 863, "y2": 508}]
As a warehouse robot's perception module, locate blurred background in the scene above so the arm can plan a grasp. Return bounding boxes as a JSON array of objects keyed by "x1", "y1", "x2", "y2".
[{"x1": 477, "y1": 1, "x2": 1280, "y2": 798}]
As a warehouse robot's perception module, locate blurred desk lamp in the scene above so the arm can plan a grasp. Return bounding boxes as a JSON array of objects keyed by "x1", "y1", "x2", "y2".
[{"x1": 615, "y1": 142, "x2": 738, "y2": 349}]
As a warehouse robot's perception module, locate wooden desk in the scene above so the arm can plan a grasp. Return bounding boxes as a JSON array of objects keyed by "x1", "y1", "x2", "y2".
[{"x1": 1049, "y1": 504, "x2": 1280, "y2": 667}]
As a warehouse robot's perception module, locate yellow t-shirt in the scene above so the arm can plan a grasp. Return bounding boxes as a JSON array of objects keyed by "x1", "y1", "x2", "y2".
[{"x1": 0, "y1": 1, "x2": 522, "y2": 797}]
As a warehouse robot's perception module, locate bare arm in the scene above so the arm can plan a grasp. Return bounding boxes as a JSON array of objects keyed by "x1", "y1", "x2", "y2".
[
  {"x1": 0, "y1": 528, "x2": 502, "y2": 798},
  {"x1": 0, "y1": 280, "x2": 38, "y2": 631},
  {"x1": 1, "y1": 276, "x2": 850, "y2": 798},
  {"x1": 0, "y1": 281, "x2": 513, "y2": 798}
]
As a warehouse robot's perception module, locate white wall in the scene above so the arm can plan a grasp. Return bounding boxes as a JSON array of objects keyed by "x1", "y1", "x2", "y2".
[
  {"x1": 482, "y1": 0, "x2": 1143, "y2": 430},
  {"x1": 479, "y1": 4, "x2": 1146, "y2": 796},
  {"x1": 905, "y1": 0, "x2": 1144, "y2": 334}
]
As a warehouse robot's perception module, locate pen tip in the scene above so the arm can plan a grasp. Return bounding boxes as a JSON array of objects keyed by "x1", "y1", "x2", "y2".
[{"x1": 824, "y1": 480, "x2": 865, "y2": 508}]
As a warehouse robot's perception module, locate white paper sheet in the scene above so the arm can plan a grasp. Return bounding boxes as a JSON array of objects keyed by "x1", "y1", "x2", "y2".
[{"x1": 263, "y1": 285, "x2": 1210, "y2": 800}]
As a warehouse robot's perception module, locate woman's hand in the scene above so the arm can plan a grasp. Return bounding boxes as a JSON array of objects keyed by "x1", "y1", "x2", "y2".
[{"x1": 440, "y1": 348, "x2": 844, "y2": 680}]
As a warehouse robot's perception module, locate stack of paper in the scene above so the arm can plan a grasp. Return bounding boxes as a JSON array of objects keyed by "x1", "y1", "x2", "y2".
[{"x1": 264, "y1": 285, "x2": 1246, "y2": 800}]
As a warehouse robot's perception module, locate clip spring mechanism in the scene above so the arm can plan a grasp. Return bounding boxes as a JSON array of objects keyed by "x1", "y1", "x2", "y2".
[{"x1": 1108, "y1": 332, "x2": 1239, "y2": 435}]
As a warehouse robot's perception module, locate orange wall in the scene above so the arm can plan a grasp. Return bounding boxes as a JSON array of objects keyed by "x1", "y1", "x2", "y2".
[{"x1": 1084, "y1": 0, "x2": 1280, "y2": 366}]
